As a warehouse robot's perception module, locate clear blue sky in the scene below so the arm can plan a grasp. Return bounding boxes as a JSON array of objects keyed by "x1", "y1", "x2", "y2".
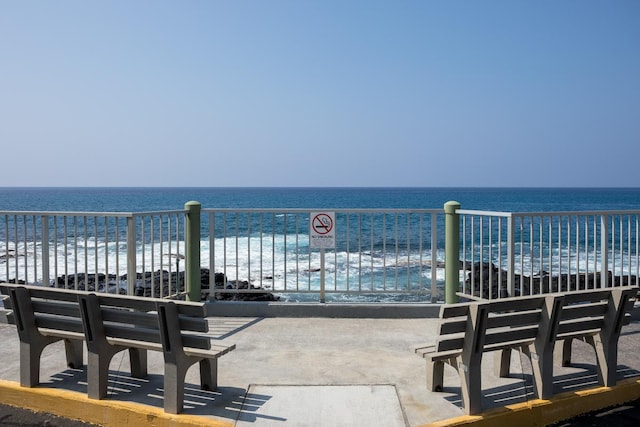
[{"x1": 1, "y1": 1, "x2": 638, "y2": 187}]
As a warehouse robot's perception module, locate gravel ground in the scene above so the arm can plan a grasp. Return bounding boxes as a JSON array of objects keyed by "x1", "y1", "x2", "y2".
[
  {"x1": 0, "y1": 404, "x2": 98, "y2": 427},
  {"x1": 1, "y1": 399, "x2": 639, "y2": 427},
  {"x1": 550, "y1": 398, "x2": 640, "y2": 427}
]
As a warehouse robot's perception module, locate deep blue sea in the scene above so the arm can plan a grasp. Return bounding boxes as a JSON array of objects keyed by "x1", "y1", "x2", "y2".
[{"x1": 2, "y1": 187, "x2": 640, "y2": 212}]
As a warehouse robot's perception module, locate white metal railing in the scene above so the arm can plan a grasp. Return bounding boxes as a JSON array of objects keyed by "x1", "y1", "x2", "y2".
[
  {"x1": 203, "y1": 209, "x2": 443, "y2": 302},
  {"x1": 458, "y1": 209, "x2": 640, "y2": 300},
  {"x1": 0, "y1": 210, "x2": 186, "y2": 298},
  {"x1": 4, "y1": 206, "x2": 638, "y2": 304}
]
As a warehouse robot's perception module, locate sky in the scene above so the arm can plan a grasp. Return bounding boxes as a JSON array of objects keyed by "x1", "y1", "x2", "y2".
[{"x1": 1, "y1": 1, "x2": 639, "y2": 188}]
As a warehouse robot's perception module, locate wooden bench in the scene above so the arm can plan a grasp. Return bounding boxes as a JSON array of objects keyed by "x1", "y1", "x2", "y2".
[
  {"x1": 0, "y1": 284, "x2": 236, "y2": 414},
  {"x1": 0, "y1": 284, "x2": 86, "y2": 387},
  {"x1": 78, "y1": 292, "x2": 236, "y2": 414},
  {"x1": 414, "y1": 286, "x2": 637, "y2": 415}
]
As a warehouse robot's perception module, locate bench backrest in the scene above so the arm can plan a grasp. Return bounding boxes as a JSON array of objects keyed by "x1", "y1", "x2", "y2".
[
  {"x1": 0, "y1": 284, "x2": 85, "y2": 337},
  {"x1": 434, "y1": 287, "x2": 637, "y2": 354},
  {"x1": 557, "y1": 288, "x2": 636, "y2": 340},
  {"x1": 78, "y1": 292, "x2": 212, "y2": 351},
  {"x1": 0, "y1": 284, "x2": 213, "y2": 352},
  {"x1": 434, "y1": 294, "x2": 548, "y2": 353}
]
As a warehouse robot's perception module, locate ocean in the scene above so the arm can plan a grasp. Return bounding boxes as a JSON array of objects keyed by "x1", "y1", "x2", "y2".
[
  {"x1": 2, "y1": 187, "x2": 640, "y2": 301},
  {"x1": 2, "y1": 187, "x2": 640, "y2": 212}
]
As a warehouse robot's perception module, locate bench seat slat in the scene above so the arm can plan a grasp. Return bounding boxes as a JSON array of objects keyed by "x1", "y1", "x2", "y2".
[
  {"x1": 107, "y1": 337, "x2": 163, "y2": 352},
  {"x1": 184, "y1": 343, "x2": 236, "y2": 359},
  {"x1": 39, "y1": 328, "x2": 85, "y2": 341}
]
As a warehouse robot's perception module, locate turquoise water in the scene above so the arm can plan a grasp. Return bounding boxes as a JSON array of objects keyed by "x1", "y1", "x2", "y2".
[{"x1": 2, "y1": 187, "x2": 640, "y2": 212}]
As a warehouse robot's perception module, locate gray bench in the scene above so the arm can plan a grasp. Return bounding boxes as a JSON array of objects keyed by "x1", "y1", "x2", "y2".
[
  {"x1": 0, "y1": 284, "x2": 86, "y2": 387},
  {"x1": 414, "y1": 286, "x2": 637, "y2": 415},
  {"x1": 78, "y1": 292, "x2": 236, "y2": 414},
  {"x1": 1, "y1": 284, "x2": 236, "y2": 414}
]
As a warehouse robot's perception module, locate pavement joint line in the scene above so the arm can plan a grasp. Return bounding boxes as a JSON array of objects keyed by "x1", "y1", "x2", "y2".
[
  {"x1": 420, "y1": 377, "x2": 640, "y2": 427},
  {"x1": 0, "y1": 379, "x2": 234, "y2": 427}
]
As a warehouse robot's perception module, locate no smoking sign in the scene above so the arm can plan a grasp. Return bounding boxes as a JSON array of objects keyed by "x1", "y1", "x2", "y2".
[{"x1": 310, "y1": 212, "x2": 335, "y2": 249}]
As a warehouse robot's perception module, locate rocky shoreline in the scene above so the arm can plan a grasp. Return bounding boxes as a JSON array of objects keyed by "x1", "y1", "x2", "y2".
[
  {"x1": 4, "y1": 262, "x2": 637, "y2": 302},
  {"x1": 3, "y1": 268, "x2": 279, "y2": 302},
  {"x1": 465, "y1": 261, "x2": 638, "y2": 299}
]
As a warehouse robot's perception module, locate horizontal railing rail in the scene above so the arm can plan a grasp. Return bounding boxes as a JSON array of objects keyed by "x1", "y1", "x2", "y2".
[{"x1": 456, "y1": 209, "x2": 640, "y2": 300}]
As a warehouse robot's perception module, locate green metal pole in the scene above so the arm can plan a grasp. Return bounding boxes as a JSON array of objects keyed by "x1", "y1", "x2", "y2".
[
  {"x1": 444, "y1": 201, "x2": 461, "y2": 304},
  {"x1": 184, "y1": 201, "x2": 201, "y2": 301}
]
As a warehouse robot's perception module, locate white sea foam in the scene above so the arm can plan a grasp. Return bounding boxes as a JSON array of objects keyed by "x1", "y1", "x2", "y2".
[{"x1": 0, "y1": 235, "x2": 444, "y2": 294}]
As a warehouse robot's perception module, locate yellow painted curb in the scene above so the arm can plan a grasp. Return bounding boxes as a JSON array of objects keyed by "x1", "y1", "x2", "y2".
[
  {"x1": 0, "y1": 379, "x2": 234, "y2": 427},
  {"x1": 421, "y1": 377, "x2": 640, "y2": 427}
]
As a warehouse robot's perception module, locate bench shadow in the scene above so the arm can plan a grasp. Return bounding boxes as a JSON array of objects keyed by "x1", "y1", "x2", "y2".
[
  {"x1": 206, "y1": 317, "x2": 264, "y2": 340},
  {"x1": 42, "y1": 367, "x2": 278, "y2": 424},
  {"x1": 442, "y1": 364, "x2": 640, "y2": 412}
]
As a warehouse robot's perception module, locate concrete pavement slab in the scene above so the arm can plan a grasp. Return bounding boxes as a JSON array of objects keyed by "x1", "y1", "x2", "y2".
[
  {"x1": 1, "y1": 302, "x2": 640, "y2": 426},
  {"x1": 235, "y1": 385, "x2": 406, "y2": 427}
]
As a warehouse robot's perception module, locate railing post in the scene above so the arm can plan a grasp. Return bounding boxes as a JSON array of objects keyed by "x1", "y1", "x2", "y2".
[
  {"x1": 41, "y1": 215, "x2": 50, "y2": 286},
  {"x1": 506, "y1": 214, "x2": 515, "y2": 296},
  {"x1": 445, "y1": 201, "x2": 461, "y2": 304},
  {"x1": 600, "y1": 214, "x2": 609, "y2": 288},
  {"x1": 126, "y1": 216, "x2": 137, "y2": 295},
  {"x1": 185, "y1": 201, "x2": 202, "y2": 301},
  {"x1": 430, "y1": 212, "x2": 438, "y2": 303}
]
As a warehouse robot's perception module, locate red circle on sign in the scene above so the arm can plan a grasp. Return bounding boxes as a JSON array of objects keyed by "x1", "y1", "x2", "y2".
[{"x1": 312, "y1": 214, "x2": 333, "y2": 235}]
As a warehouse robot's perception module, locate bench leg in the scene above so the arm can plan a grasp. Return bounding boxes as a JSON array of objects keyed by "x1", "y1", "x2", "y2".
[
  {"x1": 164, "y1": 356, "x2": 212, "y2": 413},
  {"x1": 557, "y1": 338, "x2": 573, "y2": 367},
  {"x1": 426, "y1": 360, "x2": 445, "y2": 392},
  {"x1": 128, "y1": 348, "x2": 148, "y2": 378},
  {"x1": 20, "y1": 341, "x2": 45, "y2": 387},
  {"x1": 19, "y1": 336, "x2": 61, "y2": 387},
  {"x1": 87, "y1": 351, "x2": 111, "y2": 399},
  {"x1": 495, "y1": 349, "x2": 512, "y2": 378},
  {"x1": 593, "y1": 334, "x2": 617, "y2": 387},
  {"x1": 530, "y1": 345, "x2": 555, "y2": 399},
  {"x1": 87, "y1": 346, "x2": 129, "y2": 400},
  {"x1": 163, "y1": 362, "x2": 188, "y2": 414},
  {"x1": 458, "y1": 355, "x2": 482, "y2": 415},
  {"x1": 64, "y1": 339, "x2": 84, "y2": 369},
  {"x1": 199, "y1": 358, "x2": 217, "y2": 391}
]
